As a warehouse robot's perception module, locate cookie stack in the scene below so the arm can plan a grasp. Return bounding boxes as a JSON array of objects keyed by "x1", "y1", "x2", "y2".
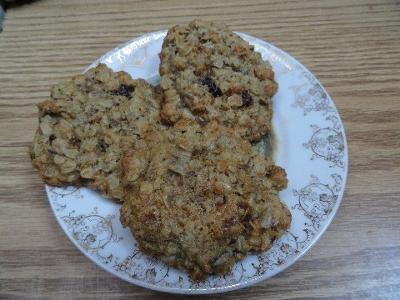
[{"x1": 30, "y1": 20, "x2": 291, "y2": 280}]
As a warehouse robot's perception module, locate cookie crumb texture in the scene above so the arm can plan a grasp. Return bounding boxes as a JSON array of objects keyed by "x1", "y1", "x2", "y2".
[
  {"x1": 120, "y1": 120, "x2": 291, "y2": 280},
  {"x1": 30, "y1": 64, "x2": 161, "y2": 200},
  {"x1": 159, "y1": 20, "x2": 278, "y2": 142}
]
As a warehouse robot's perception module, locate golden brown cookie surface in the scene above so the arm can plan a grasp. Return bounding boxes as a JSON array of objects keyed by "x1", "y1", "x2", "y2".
[
  {"x1": 120, "y1": 120, "x2": 290, "y2": 280},
  {"x1": 30, "y1": 64, "x2": 161, "y2": 200},
  {"x1": 159, "y1": 20, "x2": 278, "y2": 142}
]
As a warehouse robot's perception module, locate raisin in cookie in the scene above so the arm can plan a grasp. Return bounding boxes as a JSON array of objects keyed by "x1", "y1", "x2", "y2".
[
  {"x1": 120, "y1": 120, "x2": 291, "y2": 280},
  {"x1": 30, "y1": 64, "x2": 161, "y2": 200},
  {"x1": 159, "y1": 20, "x2": 278, "y2": 142}
]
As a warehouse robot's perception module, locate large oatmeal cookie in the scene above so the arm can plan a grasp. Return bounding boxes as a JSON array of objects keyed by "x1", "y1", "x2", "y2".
[
  {"x1": 159, "y1": 20, "x2": 278, "y2": 142},
  {"x1": 120, "y1": 120, "x2": 291, "y2": 280},
  {"x1": 30, "y1": 64, "x2": 161, "y2": 200}
]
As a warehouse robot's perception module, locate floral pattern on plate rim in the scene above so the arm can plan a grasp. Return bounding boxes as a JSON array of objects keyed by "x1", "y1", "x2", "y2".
[{"x1": 46, "y1": 31, "x2": 348, "y2": 294}]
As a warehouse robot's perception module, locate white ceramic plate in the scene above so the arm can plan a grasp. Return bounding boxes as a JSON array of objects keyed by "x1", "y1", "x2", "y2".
[{"x1": 46, "y1": 30, "x2": 348, "y2": 294}]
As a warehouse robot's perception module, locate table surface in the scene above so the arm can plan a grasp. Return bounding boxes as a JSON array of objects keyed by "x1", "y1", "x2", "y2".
[{"x1": 1, "y1": 0, "x2": 399, "y2": 299}]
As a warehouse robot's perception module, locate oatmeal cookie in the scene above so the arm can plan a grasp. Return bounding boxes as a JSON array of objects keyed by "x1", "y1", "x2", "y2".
[
  {"x1": 159, "y1": 20, "x2": 278, "y2": 142},
  {"x1": 30, "y1": 64, "x2": 161, "y2": 200},
  {"x1": 120, "y1": 120, "x2": 291, "y2": 280}
]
